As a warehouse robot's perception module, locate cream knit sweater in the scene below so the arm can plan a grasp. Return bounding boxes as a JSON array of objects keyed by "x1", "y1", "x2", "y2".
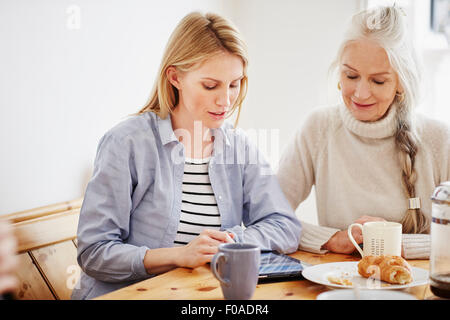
[{"x1": 277, "y1": 103, "x2": 450, "y2": 259}]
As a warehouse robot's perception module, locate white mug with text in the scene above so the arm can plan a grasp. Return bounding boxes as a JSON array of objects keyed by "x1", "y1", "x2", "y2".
[{"x1": 348, "y1": 221, "x2": 402, "y2": 257}]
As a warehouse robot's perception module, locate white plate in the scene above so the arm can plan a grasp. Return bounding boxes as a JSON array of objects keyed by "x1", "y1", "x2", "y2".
[
  {"x1": 302, "y1": 262, "x2": 429, "y2": 290},
  {"x1": 316, "y1": 289, "x2": 417, "y2": 300}
]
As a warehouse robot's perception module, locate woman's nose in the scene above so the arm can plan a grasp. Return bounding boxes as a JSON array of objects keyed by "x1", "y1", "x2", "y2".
[
  {"x1": 354, "y1": 79, "x2": 371, "y2": 100},
  {"x1": 216, "y1": 88, "x2": 230, "y2": 108}
]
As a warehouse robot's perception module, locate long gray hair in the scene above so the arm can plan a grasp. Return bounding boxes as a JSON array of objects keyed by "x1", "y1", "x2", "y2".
[{"x1": 331, "y1": 5, "x2": 428, "y2": 234}]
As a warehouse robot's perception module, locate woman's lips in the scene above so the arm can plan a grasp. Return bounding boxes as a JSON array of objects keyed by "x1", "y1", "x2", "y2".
[
  {"x1": 208, "y1": 111, "x2": 226, "y2": 120},
  {"x1": 352, "y1": 101, "x2": 376, "y2": 108}
]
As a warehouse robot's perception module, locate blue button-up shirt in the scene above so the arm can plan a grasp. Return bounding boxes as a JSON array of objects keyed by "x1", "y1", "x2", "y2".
[{"x1": 71, "y1": 111, "x2": 301, "y2": 300}]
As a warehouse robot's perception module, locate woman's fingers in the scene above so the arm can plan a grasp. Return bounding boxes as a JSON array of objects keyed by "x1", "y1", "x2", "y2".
[
  {"x1": 181, "y1": 230, "x2": 236, "y2": 268},
  {"x1": 199, "y1": 242, "x2": 220, "y2": 255},
  {"x1": 224, "y1": 232, "x2": 235, "y2": 243},
  {"x1": 354, "y1": 215, "x2": 386, "y2": 225},
  {"x1": 203, "y1": 254, "x2": 215, "y2": 264},
  {"x1": 203, "y1": 229, "x2": 234, "y2": 243},
  {"x1": 350, "y1": 228, "x2": 363, "y2": 243},
  {"x1": 197, "y1": 232, "x2": 222, "y2": 248}
]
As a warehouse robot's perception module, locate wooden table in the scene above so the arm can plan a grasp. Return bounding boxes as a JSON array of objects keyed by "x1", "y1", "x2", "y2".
[{"x1": 96, "y1": 250, "x2": 432, "y2": 300}]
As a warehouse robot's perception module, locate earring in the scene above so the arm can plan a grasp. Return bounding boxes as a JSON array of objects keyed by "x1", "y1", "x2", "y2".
[
  {"x1": 337, "y1": 82, "x2": 341, "y2": 90},
  {"x1": 396, "y1": 91, "x2": 405, "y2": 103}
]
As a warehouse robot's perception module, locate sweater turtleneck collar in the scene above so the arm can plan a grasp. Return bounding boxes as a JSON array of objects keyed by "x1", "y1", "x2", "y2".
[{"x1": 339, "y1": 103, "x2": 398, "y2": 139}]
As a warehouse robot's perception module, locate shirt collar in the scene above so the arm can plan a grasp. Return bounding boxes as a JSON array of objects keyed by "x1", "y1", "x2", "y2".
[
  {"x1": 339, "y1": 102, "x2": 398, "y2": 139},
  {"x1": 157, "y1": 113, "x2": 178, "y2": 146},
  {"x1": 157, "y1": 112, "x2": 232, "y2": 148}
]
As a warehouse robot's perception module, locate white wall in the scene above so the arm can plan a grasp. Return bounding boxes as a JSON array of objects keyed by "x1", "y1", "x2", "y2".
[
  {"x1": 0, "y1": 0, "x2": 230, "y2": 214},
  {"x1": 367, "y1": 0, "x2": 450, "y2": 123},
  {"x1": 227, "y1": 0, "x2": 361, "y2": 224},
  {"x1": 0, "y1": 0, "x2": 360, "y2": 221}
]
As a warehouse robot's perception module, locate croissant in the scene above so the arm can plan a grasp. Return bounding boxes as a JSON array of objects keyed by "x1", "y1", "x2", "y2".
[{"x1": 357, "y1": 255, "x2": 413, "y2": 284}]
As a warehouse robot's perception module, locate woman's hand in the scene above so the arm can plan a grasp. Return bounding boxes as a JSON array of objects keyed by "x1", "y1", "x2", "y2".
[
  {"x1": 322, "y1": 230, "x2": 362, "y2": 254},
  {"x1": 322, "y1": 215, "x2": 386, "y2": 254},
  {"x1": 353, "y1": 215, "x2": 385, "y2": 225},
  {"x1": 144, "y1": 229, "x2": 234, "y2": 275},
  {"x1": 177, "y1": 229, "x2": 234, "y2": 269}
]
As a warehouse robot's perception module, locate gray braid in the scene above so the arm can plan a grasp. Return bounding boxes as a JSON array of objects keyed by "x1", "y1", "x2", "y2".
[{"x1": 394, "y1": 100, "x2": 429, "y2": 234}]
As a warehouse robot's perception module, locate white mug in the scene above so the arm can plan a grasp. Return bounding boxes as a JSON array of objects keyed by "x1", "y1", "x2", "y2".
[{"x1": 348, "y1": 221, "x2": 402, "y2": 257}]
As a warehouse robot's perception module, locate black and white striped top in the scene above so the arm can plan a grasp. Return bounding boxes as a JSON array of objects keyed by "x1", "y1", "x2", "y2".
[{"x1": 173, "y1": 157, "x2": 221, "y2": 246}]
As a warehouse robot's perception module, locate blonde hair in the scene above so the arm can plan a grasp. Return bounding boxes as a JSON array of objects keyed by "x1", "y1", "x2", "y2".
[
  {"x1": 331, "y1": 5, "x2": 428, "y2": 234},
  {"x1": 137, "y1": 12, "x2": 248, "y2": 126}
]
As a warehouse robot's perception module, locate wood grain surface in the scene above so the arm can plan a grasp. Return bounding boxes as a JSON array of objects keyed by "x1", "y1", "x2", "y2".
[{"x1": 96, "y1": 250, "x2": 431, "y2": 300}]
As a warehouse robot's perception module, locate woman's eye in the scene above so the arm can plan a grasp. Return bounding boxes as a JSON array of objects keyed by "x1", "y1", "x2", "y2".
[
  {"x1": 373, "y1": 79, "x2": 385, "y2": 85},
  {"x1": 230, "y1": 83, "x2": 239, "y2": 89},
  {"x1": 203, "y1": 84, "x2": 216, "y2": 90},
  {"x1": 347, "y1": 75, "x2": 358, "y2": 80}
]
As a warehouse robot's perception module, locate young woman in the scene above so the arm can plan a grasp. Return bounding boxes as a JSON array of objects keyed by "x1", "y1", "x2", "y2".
[
  {"x1": 72, "y1": 12, "x2": 301, "y2": 300},
  {"x1": 277, "y1": 6, "x2": 449, "y2": 259}
]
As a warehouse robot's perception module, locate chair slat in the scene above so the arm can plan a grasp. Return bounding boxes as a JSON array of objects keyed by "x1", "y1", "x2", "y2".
[
  {"x1": 31, "y1": 240, "x2": 80, "y2": 300},
  {"x1": 13, "y1": 253, "x2": 55, "y2": 300},
  {"x1": 3, "y1": 198, "x2": 83, "y2": 223},
  {"x1": 13, "y1": 209, "x2": 80, "y2": 253},
  {"x1": 7, "y1": 199, "x2": 83, "y2": 300}
]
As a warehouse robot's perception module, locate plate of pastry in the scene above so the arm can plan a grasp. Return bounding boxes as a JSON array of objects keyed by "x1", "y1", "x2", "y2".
[{"x1": 302, "y1": 255, "x2": 429, "y2": 290}]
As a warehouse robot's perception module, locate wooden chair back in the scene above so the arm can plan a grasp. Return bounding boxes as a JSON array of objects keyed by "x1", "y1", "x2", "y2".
[{"x1": 3, "y1": 198, "x2": 83, "y2": 300}]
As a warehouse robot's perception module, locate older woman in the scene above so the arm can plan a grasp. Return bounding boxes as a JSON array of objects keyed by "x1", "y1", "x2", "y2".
[
  {"x1": 277, "y1": 6, "x2": 449, "y2": 259},
  {"x1": 72, "y1": 12, "x2": 300, "y2": 300}
]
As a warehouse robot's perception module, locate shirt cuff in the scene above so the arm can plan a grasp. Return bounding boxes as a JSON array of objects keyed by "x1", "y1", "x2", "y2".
[
  {"x1": 225, "y1": 226, "x2": 244, "y2": 243},
  {"x1": 402, "y1": 234, "x2": 431, "y2": 259},
  {"x1": 298, "y1": 221, "x2": 340, "y2": 254},
  {"x1": 133, "y1": 245, "x2": 151, "y2": 278}
]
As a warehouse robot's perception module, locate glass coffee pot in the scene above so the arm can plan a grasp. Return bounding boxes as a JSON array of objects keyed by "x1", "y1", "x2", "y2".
[{"x1": 430, "y1": 181, "x2": 450, "y2": 298}]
